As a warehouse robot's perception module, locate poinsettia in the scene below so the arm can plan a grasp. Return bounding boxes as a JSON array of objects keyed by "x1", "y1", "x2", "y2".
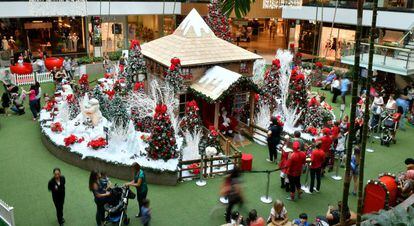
[
  {"x1": 315, "y1": 62, "x2": 323, "y2": 69},
  {"x1": 87, "y1": 137, "x2": 107, "y2": 150},
  {"x1": 188, "y1": 163, "x2": 200, "y2": 175},
  {"x1": 133, "y1": 82, "x2": 145, "y2": 92},
  {"x1": 51, "y1": 122, "x2": 63, "y2": 133},
  {"x1": 64, "y1": 134, "x2": 78, "y2": 146},
  {"x1": 104, "y1": 90, "x2": 115, "y2": 100},
  {"x1": 78, "y1": 74, "x2": 89, "y2": 85},
  {"x1": 306, "y1": 127, "x2": 318, "y2": 136},
  {"x1": 44, "y1": 99, "x2": 57, "y2": 111}
]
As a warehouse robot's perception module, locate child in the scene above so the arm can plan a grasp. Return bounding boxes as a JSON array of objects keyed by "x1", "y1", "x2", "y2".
[
  {"x1": 279, "y1": 135, "x2": 292, "y2": 192},
  {"x1": 292, "y1": 213, "x2": 309, "y2": 226},
  {"x1": 141, "y1": 199, "x2": 151, "y2": 226},
  {"x1": 350, "y1": 146, "x2": 361, "y2": 196},
  {"x1": 99, "y1": 171, "x2": 111, "y2": 190},
  {"x1": 267, "y1": 200, "x2": 289, "y2": 226}
]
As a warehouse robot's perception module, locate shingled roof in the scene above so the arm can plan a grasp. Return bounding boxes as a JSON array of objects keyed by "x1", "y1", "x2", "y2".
[{"x1": 141, "y1": 9, "x2": 262, "y2": 67}]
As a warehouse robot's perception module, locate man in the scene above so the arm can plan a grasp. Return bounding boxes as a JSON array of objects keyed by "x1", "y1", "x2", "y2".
[
  {"x1": 286, "y1": 141, "x2": 306, "y2": 201},
  {"x1": 63, "y1": 57, "x2": 72, "y2": 80},
  {"x1": 287, "y1": 131, "x2": 306, "y2": 151},
  {"x1": 322, "y1": 70, "x2": 336, "y2": 90},
  {"x1": 267, "y1": 116, "x2": 283, "y2": 163},
  {"x1": 396, "y1": 94, "x2": 409, "y2": 131},
  {"x1": 125, "y1": 162, "x2": 148, "y2": 218},
  {"x1": 317, "y1": 128, "x2": 333, "y2": 173},
  {"x1": 331, "y1": 77, "x2": 341, "y2": 103},
  {"x1": 340, "y1": 76, "x2": 350, "y2": 105},
  {"x1": 310, "y1": 142, "x2": 325, "y2": 193}
]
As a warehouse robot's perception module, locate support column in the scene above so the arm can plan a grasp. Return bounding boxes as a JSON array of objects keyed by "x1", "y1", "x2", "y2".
[
  {"x1": 249, "y1": 91, "x2": 255, "y2": 134},
  {"x1": 214, "y1": 102, "x2": 220, "y2": 130}
]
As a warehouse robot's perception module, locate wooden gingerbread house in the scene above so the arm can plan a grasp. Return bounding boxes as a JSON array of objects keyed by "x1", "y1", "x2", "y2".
[{"x1": 141, "y1": 9, "x2": 262, "y2": 133}]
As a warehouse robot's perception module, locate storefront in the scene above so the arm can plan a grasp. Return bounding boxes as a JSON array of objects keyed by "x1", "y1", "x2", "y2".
[
  {"x1": 88, "y1": 16, "x2": 128, "y2": 55},
  {"x1": 127, "y1": 15, "x2": 175, "y2": 43},
  {"x1": 318, "y1": 26, "x2": 355, "y2": 60},
  {"x1": 0, "y1": 17, "x2": 87, "y2": 57}
]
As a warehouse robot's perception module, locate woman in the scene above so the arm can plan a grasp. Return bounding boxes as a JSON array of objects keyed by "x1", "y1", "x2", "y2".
[
  {"x1": 331, "y1": 77, "x2": 341, "y2": 103},
  {"x1": 350, "y1": 146, "x2": 360, "y2": 196},
  {"x1": 222, "y1": 168, "x2": 243, "y2": 223},
  {"x1": 371, "y1": 93, "x2": 384, "y2": 129},
  {"x1": 48, "y1": 168, "x2": 66, "y2": 226},
  {"x1": 385, "y1": 94, "x2": 397, "y2": 114},
  {"x1": 89, "y1": 170, "x2": 111, "y2": 226},
  {"x1": 267, "y1": 116, "x2": 283, "y2": 163},
  {"x1": 23, "y1": 85, "x2": 38, "y2": 120},
  {"x1": 34, "y1": 82, "x2": 42, "y2": 113},
  {"x1": 246, "y1": 209, "x2": 265, "y2": 226},
  {"x1": 125, "y1": 162, "x2": 148, "y2": 218},
  {"x1": 267, "y1": 200, "x2": 289, "y2": 226}
]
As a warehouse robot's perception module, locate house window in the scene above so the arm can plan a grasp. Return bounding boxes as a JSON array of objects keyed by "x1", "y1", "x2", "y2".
[
  {"x1": 179, "y1": 93, "x2": 188, "y2": 118},
  {"x1": 181, "y1": 68, "x2": 193, "y2": 81},
  {"x1": 233, "y1": 92, "x2": 250, "y2": 123},
  {"x1": 240, "y1": 62, "x2": 248, "y2": 73}
]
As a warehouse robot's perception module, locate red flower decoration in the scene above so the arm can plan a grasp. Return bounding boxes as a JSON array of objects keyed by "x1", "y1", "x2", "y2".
[
  {"x1": 64, "y1": 134, "x2": 78, "y2": 146},
  {"x1": 78, "y1": 74, "x2": 89, "y2": 85},
  {"x1": 87, "y1": 137, "x2": 107, "y2": 150},
  {"x1": 308, "y1": 97, "x2": 320, "y2": 107},
  {"x1": 306, "y1": 127, "x2": 318, "y2": 136},
  {"x1": 44, "y1": 100, "x2": 57, "y2": 111},
  {"x1": 51, "y1": 122, "x2": 63, "y2": 133},
  {"x1": 133, "y1": 82, "x2": 145, "y2": 92},
  {"x1": 296, "y1": 52, "x2": 303, "y2": 58},
  {"x1": 104, "y1": 73, "x2": 112, "y2": 79},
  {"x1": 188, "y1": 163, "x2": 200, "y2": 175},
  {"x1": 315, "y1": 62, "x2": 323, "y2": 69},
  {"x1": 272, "y1": 59, "x2": 281, "y2": 69},
  {"x1": 104, "y1": 90, "x2": 115, "y2": 100}
]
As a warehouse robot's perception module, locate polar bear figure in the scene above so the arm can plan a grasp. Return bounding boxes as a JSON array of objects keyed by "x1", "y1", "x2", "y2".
[{"x1": 81, "y1": 98, "x2": 102, "y2": 126}]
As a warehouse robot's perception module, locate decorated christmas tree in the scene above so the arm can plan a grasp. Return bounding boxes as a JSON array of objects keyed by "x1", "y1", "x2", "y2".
[
  {"x1": 165, "y1": 57, "x2": 183, "y2": 93},
  {"x1": 303, "y1": 96, "x2": 334, "y2": 132},
  {"x1": 66, "y1": 94, "x2": 80, "y2": 120},
  {"x1": 205, "y1": 0, "x2": 233, "y2": 42},
  {"x1": 123, "y1": 40, "x2": 147, "y2": 89},
  {"x1": 108, "y1": 94, "x2": 130, "y2": 131},
  {"x1": 92, "y1": 86, "x2": 110, "y2": 120},
  {"x1": 146, "y1": 104, "x2": 178, "y2": 161},
  {"x1": 261, "y1": 59, "x2": 281, "y2": 112},
  {"x1": 199, "y1": 126, "x2": 222, "y2": 154},
  {"x1": 131, "y1": 106, "x2": 153, "y2": 133},
  {"x1": 288, "y1": 67, "x2": 308, "y2": 113},
  {"x1": 179, "y1": 100, "x2": 202, "y2": 134},
  {"x1": 78, "y1": 74, "x2": 90, "y2": 95}
]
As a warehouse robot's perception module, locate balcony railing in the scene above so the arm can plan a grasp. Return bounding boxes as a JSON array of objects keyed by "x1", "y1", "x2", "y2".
[
  {"x1": 341, "y1": 41, "x2": 414, "y2": 75},
  {"x1": 302, "y1": 0, "x2": 414, "y2": 12}
]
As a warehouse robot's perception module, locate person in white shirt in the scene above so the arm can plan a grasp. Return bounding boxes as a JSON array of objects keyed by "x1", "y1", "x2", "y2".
[
  {"x1": 385, "y1": 94, "x2": 397, "y2": 114},
  {"x1": 268, "y1": 200, "x2": 289, "y2": 226},
  {"x1": 331, "y1": 77, "x2": 341, "y2": 103},
  {"x1": 371, "y1": 93, "x2": 384, "y2": 128}
]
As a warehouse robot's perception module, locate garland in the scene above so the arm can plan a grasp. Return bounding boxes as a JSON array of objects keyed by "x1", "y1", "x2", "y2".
[{"x1": 188, "y1": 76, "x2": 261, "y2": 104}]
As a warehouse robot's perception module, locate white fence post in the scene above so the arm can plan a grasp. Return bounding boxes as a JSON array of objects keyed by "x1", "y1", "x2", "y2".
[{"x1": 0, "y1": 199, "x2": 15, "y2": 226}]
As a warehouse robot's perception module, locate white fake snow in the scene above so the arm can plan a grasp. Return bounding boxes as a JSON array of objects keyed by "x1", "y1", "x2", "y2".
[
  {"x1": 40, "y1": 110, "x2": 183, "y2": 172},
  {"x1": 191, "y1": 66, "x2": 242, "y2": 101},
  {"x1": 174, "y1": 8, "x2": 213, "y2": 37}
]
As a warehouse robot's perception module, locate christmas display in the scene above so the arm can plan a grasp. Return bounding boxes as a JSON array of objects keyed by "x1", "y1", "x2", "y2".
[
  {"x1": 205, "y1": 0, "x2": 233, "y2": 42},
  {"x1": 164, "y1": 57, "x2": 184, "y2": 93},
  {"x1": 108, "y1": 94, "x2": 130, "y2": 133},
  {"x1": 146, "y1": 104, "x2": 178, "y2": 161}
]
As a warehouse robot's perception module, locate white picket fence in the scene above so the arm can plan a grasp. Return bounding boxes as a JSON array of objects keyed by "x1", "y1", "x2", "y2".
[
  {"x1": 0, "y1": 199, "x2": 15, "y2": 226},
  {"x1": 10, "y1": 72, "x2": 54, "y2": 86}
]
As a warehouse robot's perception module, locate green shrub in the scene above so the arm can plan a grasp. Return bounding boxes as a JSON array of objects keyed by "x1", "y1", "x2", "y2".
[{"x1": 108, "y1": 51, "x2": 122, "y2": 61}]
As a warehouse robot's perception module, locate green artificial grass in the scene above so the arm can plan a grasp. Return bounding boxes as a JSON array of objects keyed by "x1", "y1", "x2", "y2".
[{"x1": 0, "y1": 81, "x2": 412, "y2": 226}]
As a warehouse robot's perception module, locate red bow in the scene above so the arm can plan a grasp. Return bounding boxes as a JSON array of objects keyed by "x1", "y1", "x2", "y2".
[
  {"x1": 169, "y1": 64, "x2": 176, "y2": 71},
  {"x1": 170, "y1": 57, "x2": 181, "y2": 66},
  {"x1": 315, "y1": 61, "x2": 323, "y2": 69},
  {"x1": 79, "y1": 74, "x2": 89, "y2": 85},
  {"x1": 308, "y1": 97, "x2": 320, "y2": 107},
  {"x1": 289, "y1": 43, "x2": 295, "y2": 49},
  {"x1": 155, "y1": 104, "x2": 168, "y2": 115},
  {"x1": 295, "y1": 73, "x2": 305, "y2": 82},
  {"x1": 130, "y1": 39, "x2": 141, "y2": 50},
  {"x1": 186, "y1": 100, "x2": 198, "y2": 109}
]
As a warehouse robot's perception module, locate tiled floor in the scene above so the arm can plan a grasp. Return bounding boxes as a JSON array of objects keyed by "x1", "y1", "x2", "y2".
[{"x1": 236, "y1": 30, "x2": 287, "y2": 63}]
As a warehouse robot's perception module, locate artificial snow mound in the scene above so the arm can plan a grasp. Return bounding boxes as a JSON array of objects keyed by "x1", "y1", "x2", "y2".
[{"x1": 174, "y1": 8, "x2": 214, "y2": 38}]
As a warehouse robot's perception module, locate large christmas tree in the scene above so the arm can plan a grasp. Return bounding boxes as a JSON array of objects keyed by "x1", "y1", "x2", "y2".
[
  {"x1": 109, "y1": 94, "x2": 130, "y2": 131},
  {"x1": 123, "y1": 40, "x2": 147, "y2": 89},
  {"x1": 205, "y1": 0, "x2": 233, "y2": 42},
  {"x1": 146, "y1": 104, "x2": 178, "y2": 161},
  {"x1": 179, "y1": 100, "x2": 202, "y2": 134},
  {"x1": 262, "y1": 59, "x2": 281, "y2": 112},
  {"x1": 165, "y1": 57, "x2": 184, "y2": 93}
]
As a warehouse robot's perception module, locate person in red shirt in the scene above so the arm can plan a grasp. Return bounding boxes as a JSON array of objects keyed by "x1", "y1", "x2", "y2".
[
  {"x1": 310, "y1": 142, "x2": 325, "y2": 193},
  {"x1": 279, "y1": 135, "x2": 292, "y2": 192},
  {"x1": 330, "y1": 121, "x2": 340, "y2": 170},
  {"x1": 317, "y1": 128, "x2": 333, "y2": 174},
  {"x1": 286, "y1": 141, "x2": 306, "y2": 201}
]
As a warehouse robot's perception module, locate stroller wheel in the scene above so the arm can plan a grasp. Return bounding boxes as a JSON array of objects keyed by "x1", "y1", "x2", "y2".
[
  {"x1": 386, "y1": 142, "x2": 390, "y2": 147},
  {"x1": 123, "y1": 217, "x2": 130, "y2": 225},
  {"x1": 380, "y1": 140, "x2": 384, "y2": 145}
]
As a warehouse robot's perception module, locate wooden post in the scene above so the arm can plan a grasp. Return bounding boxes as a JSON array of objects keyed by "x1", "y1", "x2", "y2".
[
  {"x1": 214, "y1": 102, "x2": 220, "y2": 130},
  {"x1": 249, "y1": 91, "x2": 255, "y2": 134}
]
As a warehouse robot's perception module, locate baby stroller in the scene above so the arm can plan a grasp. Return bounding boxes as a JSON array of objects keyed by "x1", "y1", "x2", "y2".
[
  {"x1": 104, "y1": 185, "x2": 136, "y2": 226},
  {"x1": 380, "y1": 115, "x2": 397, "y2": 147}
]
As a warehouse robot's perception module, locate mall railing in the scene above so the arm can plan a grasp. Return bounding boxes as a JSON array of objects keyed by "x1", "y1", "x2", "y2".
[
  {"x1": 341, "y1": 41, "x2": 414, "y2": 70},
  {"x1": 302, "y1": 0, "x2": 414, "y2": 12}
]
